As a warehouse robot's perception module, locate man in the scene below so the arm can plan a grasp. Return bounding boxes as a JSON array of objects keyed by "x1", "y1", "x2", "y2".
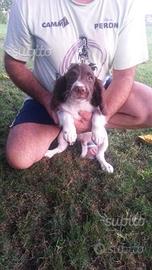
[{"x1": 4, "y1": 0, "x2": 152, "y2": 169}]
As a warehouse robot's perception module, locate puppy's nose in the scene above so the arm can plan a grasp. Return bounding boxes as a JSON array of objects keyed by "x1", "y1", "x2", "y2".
[{"x1": 74, "y1": 86, "x2": 86, "y2": 94}]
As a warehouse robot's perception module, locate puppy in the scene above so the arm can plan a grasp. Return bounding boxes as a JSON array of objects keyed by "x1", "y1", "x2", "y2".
[{"x1": 45, "y1": 63, "x2": 113, "y2": 173}]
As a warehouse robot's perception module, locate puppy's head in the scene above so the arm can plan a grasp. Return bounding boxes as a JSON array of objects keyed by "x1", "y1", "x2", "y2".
[
  {"x1": 65, "y1": 63, "x2": 96, "y2": 101},
  {"x1": 51, "y1": 63, "x2": 104, "y2": 111}
]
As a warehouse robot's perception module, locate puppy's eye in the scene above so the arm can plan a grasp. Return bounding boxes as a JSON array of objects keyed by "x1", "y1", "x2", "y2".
[{"x1": 70, "y1": 71, "x2": 78, "y2": 80}]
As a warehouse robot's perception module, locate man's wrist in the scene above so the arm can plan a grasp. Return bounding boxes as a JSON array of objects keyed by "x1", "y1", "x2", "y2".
[{"x1": 41, "y1": 90, "x2": 52, "y2": 108}]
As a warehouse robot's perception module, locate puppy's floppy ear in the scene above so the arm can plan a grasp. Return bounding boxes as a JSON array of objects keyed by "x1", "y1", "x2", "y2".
[
  {"x1": 51, "y1": 76, "x2": 67, "y2": 110},
  {"x1": 91, "y1": 78, "x2": 105, "y2": 113}
]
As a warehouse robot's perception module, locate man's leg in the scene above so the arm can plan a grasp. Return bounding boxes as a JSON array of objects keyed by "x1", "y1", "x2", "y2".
[
  {"x1": 107, "y1": 81, "x2": 152, "y2": 129},
  {"x1": 6, "y1": 123, "x2": 60, "y2": 169}
]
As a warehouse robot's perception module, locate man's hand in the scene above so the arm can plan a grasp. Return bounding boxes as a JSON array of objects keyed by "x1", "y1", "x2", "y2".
[
  {"x1": 44, "y1": 99, "x2": 59, "y2": 124},
  {"x1": 74, "y1": 111, "x2": 92, "y2": 133}
]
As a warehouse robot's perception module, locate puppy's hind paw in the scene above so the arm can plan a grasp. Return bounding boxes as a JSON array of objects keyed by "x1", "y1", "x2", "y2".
[{"x1": 101, "y1": 162, "x2": 114, "y2": 174}]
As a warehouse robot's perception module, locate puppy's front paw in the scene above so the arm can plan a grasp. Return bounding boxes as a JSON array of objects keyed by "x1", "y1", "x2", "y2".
[
  {"x1": 63, "y1": 128, "x2": 77, "y2": 145},
  {"x1": 92, "y1": 129, "x2": 105, "y2": 145},
  {"x1": 44, "y1": 150, "x2": 54, "y2": 159}
]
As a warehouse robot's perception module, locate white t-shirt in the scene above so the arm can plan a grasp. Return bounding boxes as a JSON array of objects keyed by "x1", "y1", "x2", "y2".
[{"x1": 4, "y1": 0, "x2": 148, "y2": 92}]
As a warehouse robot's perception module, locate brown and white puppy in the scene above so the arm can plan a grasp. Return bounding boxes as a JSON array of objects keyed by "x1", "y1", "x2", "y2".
[{"x1": 45, "y1": 63, "x2": 113, "y2": 173}]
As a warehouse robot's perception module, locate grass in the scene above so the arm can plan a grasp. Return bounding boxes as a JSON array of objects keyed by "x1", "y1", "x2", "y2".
[
  {"x1": 136, "y1": 26, "x2": 152, "y2": 86},
  {"x1": 0, "y1": 24, "x2": 7, "y2": 39},
  {"x1": 0, "y1": 23, "x2": 152, "y2": 269}
]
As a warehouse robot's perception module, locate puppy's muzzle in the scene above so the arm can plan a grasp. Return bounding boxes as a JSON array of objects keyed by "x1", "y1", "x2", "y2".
[{"x1": 72, "y1": 81, "x2": 89, "y2": 99}]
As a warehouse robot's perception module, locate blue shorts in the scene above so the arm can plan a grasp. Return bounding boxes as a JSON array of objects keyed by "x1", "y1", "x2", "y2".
[
  {"x1": 10, "y1": 99, "x2": 55, "y2": 127},
  {"x1": 11, "y1": 76, "x2": 112, "y2": 127}
]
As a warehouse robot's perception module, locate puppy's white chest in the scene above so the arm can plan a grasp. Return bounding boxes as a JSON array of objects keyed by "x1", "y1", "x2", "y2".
[{"x1": 60, "y1": 100, "x2": 94, "y2": 119}]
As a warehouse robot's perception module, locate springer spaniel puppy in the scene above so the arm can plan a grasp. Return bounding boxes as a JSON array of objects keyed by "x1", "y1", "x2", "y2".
[{"x1": 45, "y1": 63, "x2": 113, "y2": 173}]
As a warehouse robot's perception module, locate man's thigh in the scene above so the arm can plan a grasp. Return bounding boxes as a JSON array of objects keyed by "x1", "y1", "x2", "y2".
[{"x1": 108, "y1": 81, "x2": 152, "y2": 129}]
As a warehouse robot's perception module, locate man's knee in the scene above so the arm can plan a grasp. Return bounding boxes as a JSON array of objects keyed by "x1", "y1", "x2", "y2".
[
  {"x1": 133, "y1": 82, "x2": 152, "y2": 127},
  {"x1": 5, "y1": 123, "x2": 59, "y2": 169},
  {"x1": 5, "y1": 134, "x2": 42, "y2": 170},
  {"x1": 136, "y1": 109, "x2": 152, "y2": 127},
  {"x1": 135, "y1": 111, "x2": 147, "y2": 126},
  {"x1": 6, "y1": 145, "x2": 36, "y2": 170}
]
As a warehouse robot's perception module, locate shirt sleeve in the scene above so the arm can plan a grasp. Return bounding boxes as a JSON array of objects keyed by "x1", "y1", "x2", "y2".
[
  {"x1": 4, "y1": 0, "x2": 34, "y2": 62},
  {"x1": 113, "y1": 0, "x2": 149, "y2": 70}
]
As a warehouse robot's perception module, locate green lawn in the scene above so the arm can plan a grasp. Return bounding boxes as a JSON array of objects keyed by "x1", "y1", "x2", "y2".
[
  {"x1": 0, "y1": 24, "x2": 152, "y2": 270},
  {"x1": 0, "y1": 24, "x2": 6, "y2": 39},
  {"x1": 0, "y1": 24, "x2": 6, "y2": 73}
]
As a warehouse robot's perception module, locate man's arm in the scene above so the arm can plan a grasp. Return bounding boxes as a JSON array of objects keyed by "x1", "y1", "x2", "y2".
[
  {"x1": 102, "y1": 67, "x2": 136, "y2": 121},
  {"x1": 4, "y1": 53, "x2": 53, "y2": 117}
]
